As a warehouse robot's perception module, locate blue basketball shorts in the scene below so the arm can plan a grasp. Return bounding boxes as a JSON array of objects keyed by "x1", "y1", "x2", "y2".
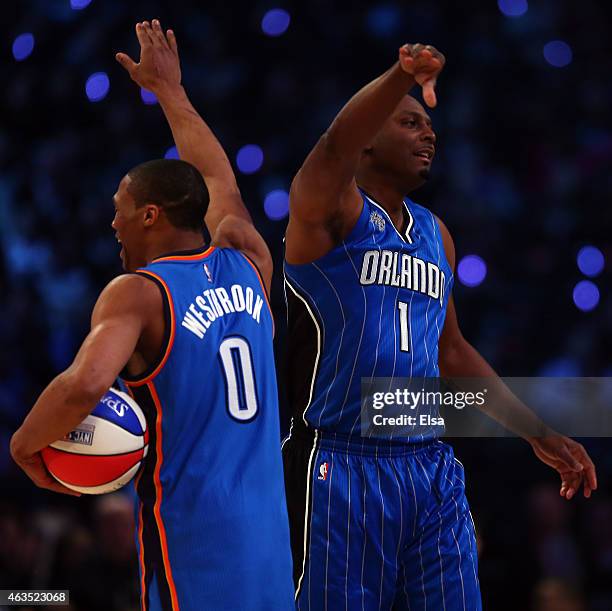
[{"x1": 282, "y1": 427, "x2": 481, "y2": 611}]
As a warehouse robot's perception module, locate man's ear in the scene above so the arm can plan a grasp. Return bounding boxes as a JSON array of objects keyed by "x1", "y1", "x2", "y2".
[{"x1": 143, "y1": 204, "x2": 161, "y2": 227}]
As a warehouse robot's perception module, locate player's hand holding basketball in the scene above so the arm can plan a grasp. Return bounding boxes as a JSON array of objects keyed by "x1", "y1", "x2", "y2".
[
  {"x1": 9, "y1": 439, "x2": 81, "y2": 496},
  {"x1": 529, "y1": 433, "x2": 597, "y2": 500},
  {"x1": 399, "y1": 43, "x2": 445, "y2": 108},
  {"x1": 116, "y1": 19, "x2": 181, "y2": 96}
]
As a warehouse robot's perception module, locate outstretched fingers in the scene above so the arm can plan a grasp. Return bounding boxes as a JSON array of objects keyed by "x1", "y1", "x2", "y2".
[
  {"x1": 141, "y1": 21, "x2": 157, "y2": 45},
  {"x1": 167, "y1": 29, "x2": 178, "y2": 56},
  {"x1": 135, "y1": 22, "x2": 151, "y2": 49},
  {"x1": 151, "y1": 19, "x2": 170, "y2": 49},
  {"x1": 115, "y1": 52, "x2": 137, "y2": 74}
]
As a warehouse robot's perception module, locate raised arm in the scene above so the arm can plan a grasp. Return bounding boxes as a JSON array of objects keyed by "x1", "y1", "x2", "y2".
[
  {"x1": 116, "y1": 20, "x2": 246, "y2": 234},
  {"x1": 286, "y1": 44, "x2": 444, "y2": 264},
  {"x1": 436, "y1": 217, "x2": 597, "y2": 500},
  {"x1": 116, "y1": 20, "x2": 271, "y2": 280},
  {"x1": 9, "y1": 275, "x2": 157, "y2": 495}
]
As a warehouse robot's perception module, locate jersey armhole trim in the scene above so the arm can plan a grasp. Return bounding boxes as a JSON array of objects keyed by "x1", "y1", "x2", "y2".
[
  {"x1": 122, "y1": 270, "x2": 175, "y2": 387},
  {"x1": 240, "y1": 252, "x2": 275, "y2": 338}
]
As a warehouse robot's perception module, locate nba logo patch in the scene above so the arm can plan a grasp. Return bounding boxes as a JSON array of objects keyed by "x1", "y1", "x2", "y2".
[
  {"x1": 317, "y1": 462, "x2": 329, "y2": 481},
  {"x1": 370, "y1": 211, "x2": 385, "y2": 231},
  {"x1": 203, "y1": 264, "x2": 213, "y2": 282}
]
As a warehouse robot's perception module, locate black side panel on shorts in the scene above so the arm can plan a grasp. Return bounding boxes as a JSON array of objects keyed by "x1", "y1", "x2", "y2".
[
  {"x1": 131, "y1": 384, "x2": 174, "y2": 611},
  {"x1": 282, "y1": 428, "x2": 319, "y2": 594},
  {"x1": 284, "y1": 277, "x2": 324, "y2": 426}
]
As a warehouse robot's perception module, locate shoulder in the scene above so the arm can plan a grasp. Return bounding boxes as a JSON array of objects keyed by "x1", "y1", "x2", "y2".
[
  {"x1": 102, "y1": 272, "x2": 161, "y2": 298},
  {"x1": 94, "y1": 273, "x2": 163, "y2": 319}
]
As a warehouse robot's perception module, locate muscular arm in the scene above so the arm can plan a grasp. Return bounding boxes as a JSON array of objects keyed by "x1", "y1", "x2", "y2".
[
  {"x1": 158, "y1": 86, "x2": 246, "y2": 235},
  {"x1": 116, "y1": 20, "x2": 271, "y2": 277},
  {"x1": 286, "y1": 44, "x2": 444, "y2": 264},
  {"x1": 436, "y1": 217, "x2": 597, "y2": 499},
  {"x1": 10, "y1": 275, "x2": 157, "y2": 492}
]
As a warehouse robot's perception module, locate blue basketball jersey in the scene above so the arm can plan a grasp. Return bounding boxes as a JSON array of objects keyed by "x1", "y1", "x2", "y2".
[
  {"x1": 121, "y1": 246, "x2": 294, "y2": 611},
  {"x1": 284, "y1": 192, "x2": 453, "y2": 438}
]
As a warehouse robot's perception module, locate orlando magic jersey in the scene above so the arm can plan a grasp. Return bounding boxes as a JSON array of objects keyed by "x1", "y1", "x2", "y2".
[
  {"x1": 121, "y1": 246, "x2": 294, "y2": 611},
  {"x1": 284, "y1": 192, "x2": 453, "y2": 438}
]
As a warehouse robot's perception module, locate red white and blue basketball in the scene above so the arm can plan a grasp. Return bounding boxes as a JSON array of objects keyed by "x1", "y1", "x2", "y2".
[{"x1": 41, "y1": 389, "x2": 148, "y2": 495}]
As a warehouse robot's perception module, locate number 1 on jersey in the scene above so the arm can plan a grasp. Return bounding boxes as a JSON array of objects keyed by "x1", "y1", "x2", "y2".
[
  {"x1": 398, "y1": 301, "x2": 411, "y2": 353},
  {"x1": 219, "y1": 337, "x2": 259, "y2": 421}
]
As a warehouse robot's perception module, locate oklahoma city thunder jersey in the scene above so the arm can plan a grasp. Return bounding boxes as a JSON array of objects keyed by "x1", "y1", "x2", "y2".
[
  {"x1": 121, "y1": 246, "x2": 294, "y2": 611},
  {"x1": 284, "y1": 192, "x2": 453, "y2": 439}
]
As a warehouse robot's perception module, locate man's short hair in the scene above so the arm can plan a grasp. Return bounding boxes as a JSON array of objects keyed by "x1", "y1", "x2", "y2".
[{"x1": 127, "y1": 159, "x2": 209, "y2": 231}]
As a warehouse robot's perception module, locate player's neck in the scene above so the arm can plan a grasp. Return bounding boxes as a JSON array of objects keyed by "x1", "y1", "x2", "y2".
[
  {"x1": 147, "y1": 231, "x2": 206, "y2": 263},
  {"x1": 357, "y1": 182, "x2": 406, "y2": 231}
]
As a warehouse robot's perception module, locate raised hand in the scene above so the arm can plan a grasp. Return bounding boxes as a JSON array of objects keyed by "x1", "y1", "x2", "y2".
[
  {"x1": 116, "y1": 20, "x2": 181, "y2": 95},
  {"x1": 529, "y1": 434, "x2": 597, "y2": 500},
  {"x1": 399, "y1": 43, "x2": 445, "y2": 108}
]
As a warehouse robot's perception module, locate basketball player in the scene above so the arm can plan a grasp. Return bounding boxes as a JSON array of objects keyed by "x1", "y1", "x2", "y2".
[
  {"x1": 10, "y1": 22, "x2": 294, "y2": 610},
  {"x1": 282, "y1": 43, "x2": 597, "y2": 609}
]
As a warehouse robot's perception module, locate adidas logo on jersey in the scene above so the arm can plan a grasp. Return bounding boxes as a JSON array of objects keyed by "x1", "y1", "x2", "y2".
[
  {"x1": 317, "y1": 462, "x2": 329, "y2": 481},
  {"x1": 370, "y1": 211, "x2": 386, "y2": 231}
]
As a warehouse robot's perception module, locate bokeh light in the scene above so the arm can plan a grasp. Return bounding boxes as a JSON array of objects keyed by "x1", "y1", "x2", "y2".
[
  {"x1": 577, "y1": 245, "x2": 604, "y2": 277},
  {"x1": 140, "y1": 88, "x2": 158, "y2": 105},
  {"x1": 366, "y1": 5, "x2": 402, "y2": 37},
  {"x1": 236, "y1": 145, "x2": 264, "y2": 174},
  {"x1": 85, "y1": 72, "x2": 110, "y2": 102},
  {"x1": 70, "y1": 0, "x2": 93, "y2": 9},
  {"x1": 543, "y1": 40, "x2": 573, "y2": 68},
  {"x1": 497, "y1": 0, "x2": 528, "y2": 17},
  {"x1": 261, "y1": 9, "x2": 291, "y2": 37},
  {"x1": 264, "y1": 190, "x2": 289, "y2": 220},
  {"x1": 539, "y1": 356, "x2": 582, "y2": 377},
  {"x1": 457, "y1": 255, "x2": 487, "y2": 287},
  {"x1": 12, "y1": 33, "x2": 35, "y2": 62},
  {"x1": 572, "y1": 280, "x2": 599, "y2": 312},
  {"x1": 164, "y1": 146, "x2": 180, "y2": 160}
]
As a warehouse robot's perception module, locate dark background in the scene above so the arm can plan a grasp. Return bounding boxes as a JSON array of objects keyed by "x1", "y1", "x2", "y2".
[{"x1": 1, "y1": 1, "x2": 611, "y2": 609}]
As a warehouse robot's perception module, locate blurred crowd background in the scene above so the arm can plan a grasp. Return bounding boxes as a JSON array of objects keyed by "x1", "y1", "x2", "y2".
[{"x1": 1, "y1": 0, "x2": 611, "y2": 609}]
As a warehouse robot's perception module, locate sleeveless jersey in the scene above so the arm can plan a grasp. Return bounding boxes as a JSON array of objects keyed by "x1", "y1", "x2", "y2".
[
  {"x1": 284, "y1": 193, "x2": 453, "y2": 440},
  {"x1": 121, "y1": 246, "x2": 294, "y2": 611}
]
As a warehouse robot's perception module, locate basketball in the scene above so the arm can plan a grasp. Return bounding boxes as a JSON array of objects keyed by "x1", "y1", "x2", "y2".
[{"x1": 41, "y1": 389, "x2": 148, "y2": 495}]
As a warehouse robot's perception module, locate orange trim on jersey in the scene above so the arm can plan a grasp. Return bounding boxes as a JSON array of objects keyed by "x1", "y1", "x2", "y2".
[
  {"x1": 240, "y1": 253, "x2": 275, "y2": 338},
  {"x1": 148, "y1": 381, "x2": 180, "y2": 610},
  {"x1": 137, "y1": 501, "x2": 146, "y2": 611},
  {"x1": 153, "y1": 246, "x2": 215, "y2": 263},
  {"x1": 124, "y1": 270, "x2": 176, "y2": 388}
]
